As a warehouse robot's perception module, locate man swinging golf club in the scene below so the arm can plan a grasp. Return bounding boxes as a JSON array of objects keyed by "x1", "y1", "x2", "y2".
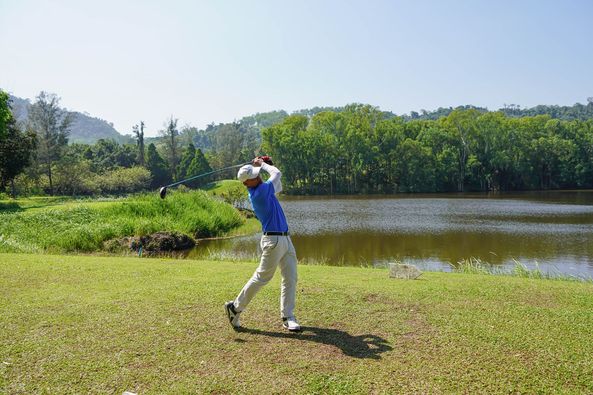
[{"x1": 225, "y1": 156, "x2": 301, "y2": 332}]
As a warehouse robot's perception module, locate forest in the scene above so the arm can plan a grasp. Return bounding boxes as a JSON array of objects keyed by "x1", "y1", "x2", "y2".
[
  {"x1": 262, "y1": 104, "x2": 593, "y2": 194},
  {"x1": 1, "y1": 89, "x2": 593, "y2": 196}
]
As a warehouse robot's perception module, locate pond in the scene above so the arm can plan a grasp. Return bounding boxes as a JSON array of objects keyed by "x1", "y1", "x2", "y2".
[{"x1": 186, "y1": 190, "x2": 593, "y2": 278}]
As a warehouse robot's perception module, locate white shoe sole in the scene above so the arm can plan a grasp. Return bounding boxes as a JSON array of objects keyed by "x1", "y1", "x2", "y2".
[{"x1": 282, "y1": 323, "x2": 301, "y2": 332}]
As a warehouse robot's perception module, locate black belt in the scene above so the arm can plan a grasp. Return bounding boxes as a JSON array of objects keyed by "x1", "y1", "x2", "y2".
[{"x1": 263, "y1": 231, "x2": 289, "y2": 236}]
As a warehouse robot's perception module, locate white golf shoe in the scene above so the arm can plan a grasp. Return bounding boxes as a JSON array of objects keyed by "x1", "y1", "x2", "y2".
[
  {"x1": 224, "y1": 301, "x2": 241, "y2": 330},
  {"x1": 282, "y1": 316, "x2": 301, "y2": 332}
]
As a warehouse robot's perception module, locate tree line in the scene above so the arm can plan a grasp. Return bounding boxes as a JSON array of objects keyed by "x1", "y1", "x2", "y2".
[
  {"x1": 0, "y1": 91, "x2": 213, "y2": 196},
  {"x1": 2, "y1": 89, "x2": 593, "y2": 197},
  {"x1": 262, "y1": 104, "x2": 593, "y2": 194}
]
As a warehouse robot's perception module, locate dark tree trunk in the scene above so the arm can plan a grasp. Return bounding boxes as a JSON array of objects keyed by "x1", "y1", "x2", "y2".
[{"x1": 47, "y1": 159, "x2": 54, "y2": 196}]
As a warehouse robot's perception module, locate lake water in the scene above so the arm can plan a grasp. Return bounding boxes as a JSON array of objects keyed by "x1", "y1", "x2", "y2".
[{"x1": 187, "y1": 191, "x2": 593, "y2": 279}]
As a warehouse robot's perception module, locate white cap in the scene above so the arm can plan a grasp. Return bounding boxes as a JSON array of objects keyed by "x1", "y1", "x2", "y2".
[{"x1": 237, "y1": 164, "x2": 261, "y2": 182}]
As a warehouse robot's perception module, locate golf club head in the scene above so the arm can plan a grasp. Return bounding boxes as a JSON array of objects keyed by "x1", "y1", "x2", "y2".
[{"x1": 159, "y1": 187, "x2": 167, "y2": 199}]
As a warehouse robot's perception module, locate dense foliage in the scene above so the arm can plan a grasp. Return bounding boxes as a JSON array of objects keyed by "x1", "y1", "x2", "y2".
[
  {"x1": 4, "y1": 88, "x2": 593, "y2": 197},
  {"x1": 402, "y1": 100, "x2": 593, "y2": 122},
  {"x1": 0, "y1": 91, "x2": 37, "y2": 196},
  {"x1": 262, "y1": 105, "x2": 593, "y2": 194}
]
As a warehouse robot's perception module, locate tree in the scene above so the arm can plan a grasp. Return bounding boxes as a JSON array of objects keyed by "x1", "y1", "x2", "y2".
[
  {"x1": 441, "y1": 109, "x2": 480, "y2": 191},
  {"x1": 394, "y1": 138, "x2": 435, "y2": 192},
  {"x1": 27, "y1": 92, "x2": 71, "y2": 195},
  {"x1": 133, "y1": 121, "x2": 145, "y2": 166},
  {"x1": 146, "y1": 143, "x2": 170, "y2": 188},
  {"x1": 185, "y1": 148, "x2": 212, "y2": 187},
  {"x1": 177, "y1": 143, "x2": 196, "y2": 180},
  {"x1": 210, "y1": 122, "x2": 251, "y2": 169},
  {"x1": 88, "y1": 139, "x2": 136, "y2": 172},
  {"x1": 53, "y1": 157, "x2": 97, "y2": 195},
  {"x1": 0, "y1": 92, "x2": 37, "y2": 196},
  {"x1": 159, "y1": 117, "x2": 181, "y2": 180},
  {"x1": 179, "y1": 125, "x2": 199, "y2": 147},
  {"x1": 0, "y1": 90, "x2": 12, "y2": 140}
]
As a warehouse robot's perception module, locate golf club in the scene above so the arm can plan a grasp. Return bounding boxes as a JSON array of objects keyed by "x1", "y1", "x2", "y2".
[{"x1": 159, "y1": 156, "x2": 273, "y2": 199}]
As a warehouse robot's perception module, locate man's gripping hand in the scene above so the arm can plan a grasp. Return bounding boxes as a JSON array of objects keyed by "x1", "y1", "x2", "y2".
[
  {"x1": 259, "y1": 156, "x2": 274, "y2": 165},
  {"x1": 252, "y1": 156, "x2": 274, "y2": 167}
]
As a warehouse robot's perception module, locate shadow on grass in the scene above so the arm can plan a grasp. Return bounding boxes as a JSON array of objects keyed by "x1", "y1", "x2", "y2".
[
  {"x1": 237, "y1": 326, "x2": 392, "y2": 359},
  {"x1": 0, "y1": 202, "x2": 23, "y2": 213}
]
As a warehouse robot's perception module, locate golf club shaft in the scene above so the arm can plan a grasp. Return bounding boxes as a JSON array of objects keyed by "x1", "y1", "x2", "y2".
[{"x1": 163, "y1": 162, "x2": 249, "y2": 189}]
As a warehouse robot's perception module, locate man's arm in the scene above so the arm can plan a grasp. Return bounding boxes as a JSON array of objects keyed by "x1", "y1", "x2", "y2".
[{"x1": 261, "y1": 162, "x2": 282, "y2": 194}]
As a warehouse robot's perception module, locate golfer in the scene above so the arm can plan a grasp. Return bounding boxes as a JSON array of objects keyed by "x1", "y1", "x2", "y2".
[{"x1": 225, "y1": 157, "x2": 300, "y2": 331}]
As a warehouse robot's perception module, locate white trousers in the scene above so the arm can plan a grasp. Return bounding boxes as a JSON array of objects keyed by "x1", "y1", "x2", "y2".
[{"x1": 234, "y1": 235, "x2": 298, "y2": 318}]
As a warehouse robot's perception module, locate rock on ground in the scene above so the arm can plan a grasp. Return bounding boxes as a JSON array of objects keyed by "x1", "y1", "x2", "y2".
[{"x1": 389, "y1": 263, "x2": 422, "y2": 279}]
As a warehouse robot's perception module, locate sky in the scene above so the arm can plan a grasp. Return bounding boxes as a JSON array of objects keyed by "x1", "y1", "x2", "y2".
[{"x1": 1, "y1": 0, "x2": 592, "y2": 137}]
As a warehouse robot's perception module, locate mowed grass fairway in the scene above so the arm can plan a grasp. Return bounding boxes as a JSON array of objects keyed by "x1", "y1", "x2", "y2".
[{"x1": 1, "y1": 254, "x2": 592, "y2": 394}]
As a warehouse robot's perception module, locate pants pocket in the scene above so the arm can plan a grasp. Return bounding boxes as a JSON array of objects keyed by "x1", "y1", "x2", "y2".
[{"x1": 261, "y1": 235, "x2": 279, "y2": 251}]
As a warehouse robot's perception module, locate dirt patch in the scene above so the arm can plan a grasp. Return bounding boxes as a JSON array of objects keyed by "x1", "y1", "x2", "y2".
[
  {"x1": 362, "y1": 293, "x2": 389, "y2": 304},
  {"x1": 519, "y1": 292, "x2": 560, "y2": 309},
  {"x1": 104, "y1": 231, "x2": 195, "y2": 254}
]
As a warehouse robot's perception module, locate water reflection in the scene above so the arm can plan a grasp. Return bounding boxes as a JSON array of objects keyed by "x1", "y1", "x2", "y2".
[{"x1": 187, "y1": 191, "x2": 593, "y2": 278}]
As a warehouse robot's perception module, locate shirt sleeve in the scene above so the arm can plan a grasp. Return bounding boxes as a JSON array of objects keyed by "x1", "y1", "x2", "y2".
[{"x1": 261, "y1": 162, "x2": 282, "y2": 194}]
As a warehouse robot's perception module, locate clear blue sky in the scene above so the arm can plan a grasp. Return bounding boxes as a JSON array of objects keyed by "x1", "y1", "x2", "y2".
[{"x1": 1, "y1": 0, "x2": 592, "y2": 136}]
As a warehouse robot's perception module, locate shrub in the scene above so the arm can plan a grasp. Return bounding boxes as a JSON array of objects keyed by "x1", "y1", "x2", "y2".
[
  {"x1": 95, "y1": 166, "x2": 152, "y2": 194},
  {"x1": 54, "y1": 159, "x2": 99, "y2": 195}
]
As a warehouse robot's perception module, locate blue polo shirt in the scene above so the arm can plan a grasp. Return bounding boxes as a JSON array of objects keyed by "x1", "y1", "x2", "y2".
[{"x1": 248, "y1": 181, "x2": 288, "y2": 233}]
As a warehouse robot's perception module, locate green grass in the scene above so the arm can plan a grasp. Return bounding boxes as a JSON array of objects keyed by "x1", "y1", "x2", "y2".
[
  {"x1": 0, "y1": 191, "x2": 244, "y2": 253},
  {"x1": 0, "y1": 196, "x2": 79, "y2": 212},
  {"x1": 1, "y1": 253, "x2": 592, "y2": 394},
  {"x1": 453, "y1": 257, "x2": 592, "y2": 281},
  {"x1": 203, "y1": 179, "x2": 245, "y2": 195}
]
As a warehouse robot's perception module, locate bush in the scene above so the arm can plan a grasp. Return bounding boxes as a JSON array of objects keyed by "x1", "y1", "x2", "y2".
[
  {"x1": 12, "y1": 173, "x2": 47, "y2": 196},
  {"x1": 94, "y1": 166, "x2": 152, "y2": 194},
  {"x1": 219, "y1": 183, "x2": 248, "y2": 208},
  {"x1": 54, "y1": 159, "x2": 99, "y2": 195}
]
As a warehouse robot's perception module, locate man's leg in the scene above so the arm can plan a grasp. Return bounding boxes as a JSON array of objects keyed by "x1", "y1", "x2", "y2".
[
  {"x1": 279, "y1": 236, "x2": 298, "y2": 319},
  {"x1": 234, "y1": 235, "x2": 285, "y2": 312}
]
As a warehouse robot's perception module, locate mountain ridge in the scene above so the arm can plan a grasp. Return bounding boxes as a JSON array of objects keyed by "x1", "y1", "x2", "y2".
[
  {"x1": 7, "y1": 93, "x2": 593, "y2": 146},
  {"x1": 8, "y1": 94, "x2": 132, "y2": 145}
]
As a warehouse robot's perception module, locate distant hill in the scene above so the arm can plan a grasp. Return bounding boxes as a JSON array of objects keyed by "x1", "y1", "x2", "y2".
[
  {"x1": 402, "y1": 100, "x2": 593, "y2": 121},
  {"x1": 8, "y1": 94, "x2": 132, "y2": 145},
  {"x1": 8, "y1": 92, "x2": 593, "y2": 147}
]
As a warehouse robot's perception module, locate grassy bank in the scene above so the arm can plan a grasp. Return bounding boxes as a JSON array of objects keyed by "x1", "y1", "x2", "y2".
[
  {"x1": 204, "y1": 179, "x2": 245, "y2": 195},
  {"x1": 1, "y1": 253, "x2": 592, "y2": 394},
  {"x1": 0, "y1": 191, "x2": 244, "y2": 253}
]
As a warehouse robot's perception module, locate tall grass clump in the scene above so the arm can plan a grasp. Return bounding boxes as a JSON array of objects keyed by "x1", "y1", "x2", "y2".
[
  {"x1": 107, "y1": 190, "x2": 243, "y2": 237},
  {"x1": 0, "y1": 190, "x2": 244, "y2": 253},
  {"x1": 453, "y1": 257, "x2": 589, "y2": 281},
  {"x1": 453, "y1": 257, "x2": 494, "y2": 274}
]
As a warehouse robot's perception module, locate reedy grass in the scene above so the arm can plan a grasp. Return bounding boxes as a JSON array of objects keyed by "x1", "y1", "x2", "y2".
[
  {"x1": 0, "y1": 191, "x2": 244, "y2": 253},
  {"x1": 191, "y1": 249, "x2": 593, "y2": 282},
  {"x1": 201, "y1": 248, "x2": 260, "y2": 262},
  {"x1": 453, "y1": 257, "x2": 592, "y2": 281}
]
